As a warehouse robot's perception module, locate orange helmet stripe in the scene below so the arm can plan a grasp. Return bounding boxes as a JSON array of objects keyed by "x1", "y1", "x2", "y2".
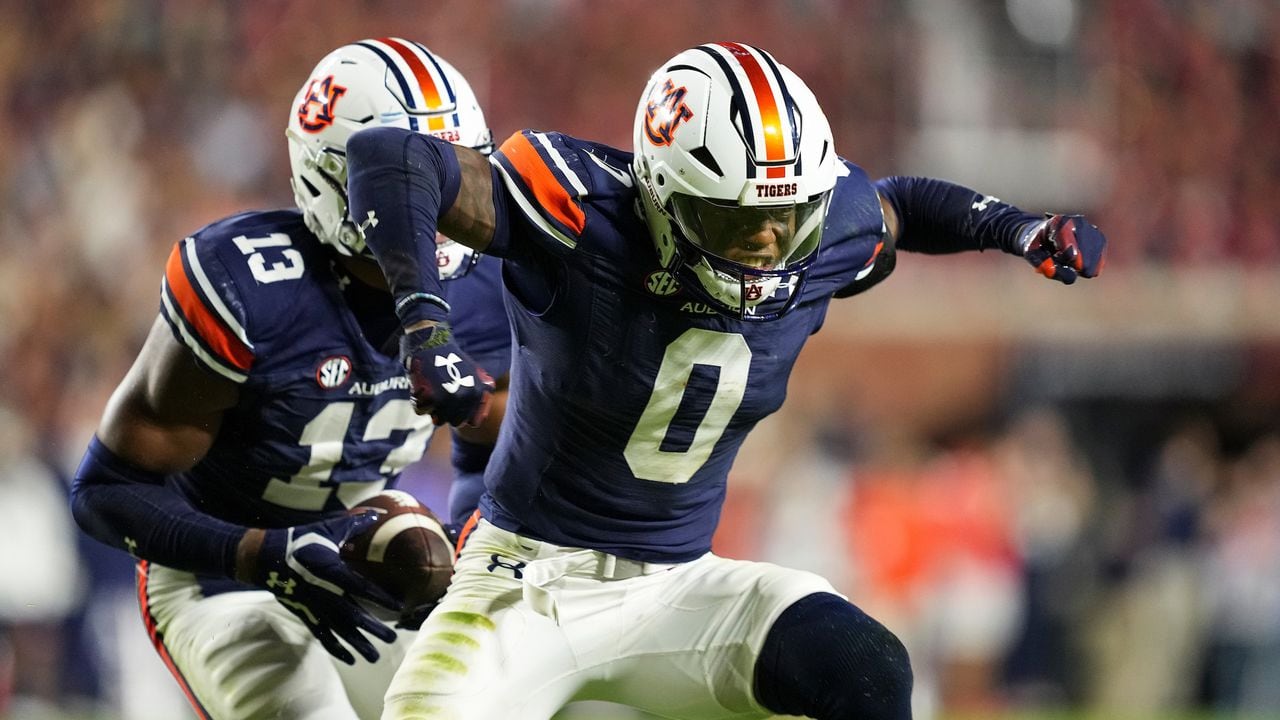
[
  {"x1": 719, "y1": 42, "x2": 787, "y2": 178},
  {"x1": 379, "y1": 37, "x2": 446, "y2": 131},
  {"x1": 164, "y1": 243, "x2": 253, "y2": 371}
]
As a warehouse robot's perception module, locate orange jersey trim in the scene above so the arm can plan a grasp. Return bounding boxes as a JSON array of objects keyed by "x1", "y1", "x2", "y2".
[
  {"x1": 499, "y1": 131, "x2": 587, "y2": 235},
  {"x1": 453, "y1": 508, "x2": 481, "y2": 563},
  {"x1": 164, "y1": 243, "x2": 253, "y2": 371},
  {"x1": 866, "y1": 241, "x2": 885, "y2": 267}
]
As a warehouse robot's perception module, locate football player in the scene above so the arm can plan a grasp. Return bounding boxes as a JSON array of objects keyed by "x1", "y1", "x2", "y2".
[
  {"x1": 69, "y1": 39, "x2": 509, "y2": 720},
  {"x1": 345, "y1": 43, "x2": 1106, "y2": 720}
]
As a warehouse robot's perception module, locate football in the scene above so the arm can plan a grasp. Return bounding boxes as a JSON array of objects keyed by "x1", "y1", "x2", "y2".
[{"x1": 340, "y1": 489, "x2": 454, "y2": 622}]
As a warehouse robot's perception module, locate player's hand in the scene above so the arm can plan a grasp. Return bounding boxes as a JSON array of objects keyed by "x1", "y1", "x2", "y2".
[
  {"x1": 249, "y1": 513, "x2": 400, "y2": 664},
  {"x1": 1022, "y1": 214, "x2": 1106, "y2": 285},
  {"x1": 400, "y1": 321, "x2": 495, "y2": 426}
]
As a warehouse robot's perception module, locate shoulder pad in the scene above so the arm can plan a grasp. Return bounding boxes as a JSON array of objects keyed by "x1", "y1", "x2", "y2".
[
  {"x1": 161, "y1": 234, "x2": 254, "y2": 382},
  {"x1": 575, "y1": 140, "x2": 638, "y2": 198},
  {"x1": 491, "y1": 130, "x2": 595, "y2": 248},
  {"x1": 826, "y1": 160, "x2": 885, "y2": 243},
  {"x1": 159, "y1": 211, "x2": 311, "y2": 382}
]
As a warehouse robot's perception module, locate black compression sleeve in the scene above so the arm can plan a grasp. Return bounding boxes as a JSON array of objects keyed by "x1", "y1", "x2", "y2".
[
  {"x1": 70, "y1": 436, "x2": 244, "y2": 577},
  {"x1": 346, "y1": 127, "x2": 462, "y2": 327},
  {"x1": 874, "y1": 175, "x2": 1041, "y2": 255}
]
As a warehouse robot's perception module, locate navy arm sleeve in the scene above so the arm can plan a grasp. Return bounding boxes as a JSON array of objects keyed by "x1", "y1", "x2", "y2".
[
  {"x1": 874, "y1": 176, "x2": 1040, "y2": 256},
  {"x1": 346, "y1": 127, "x2": 462, "y2": 326},
  {"x1": 70, "y1": 437, "x2": 244, "y2": 577}
]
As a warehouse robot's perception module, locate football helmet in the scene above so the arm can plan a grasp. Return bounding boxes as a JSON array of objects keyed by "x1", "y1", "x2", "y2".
[
  {"x1": 632, "y1": 43, "x2": 838, "y2": 320},
  {"x1": 287, "y1": 38, "x2": 493, "y2": 259},
  {"x1": 435, "y1": 238, "x2": 480, "y2": 281}
]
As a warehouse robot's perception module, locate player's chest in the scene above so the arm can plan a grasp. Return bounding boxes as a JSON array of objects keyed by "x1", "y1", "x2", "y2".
[
  {"x1": 240, "y1": 280, "x2": 415, "y2": 419},
  {"x1": 232, "y1": 345, "x2": 433, "y2": 504},
  {"x1": 569, "y1": 270, "x2": 822, "y2": 420}
]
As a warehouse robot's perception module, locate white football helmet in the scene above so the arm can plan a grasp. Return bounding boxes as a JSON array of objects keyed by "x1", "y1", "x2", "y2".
[
  {"x1": 287, "y1": 38, "x2": 493, "y2": 259},
  {"x1": 632, "y1": 43, "x2": 838, "y2": 320}
]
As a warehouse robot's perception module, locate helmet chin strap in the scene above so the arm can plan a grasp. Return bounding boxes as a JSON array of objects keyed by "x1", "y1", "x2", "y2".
[{"x1": 690, "y1": 260, "x2": 783, "y2": 309}]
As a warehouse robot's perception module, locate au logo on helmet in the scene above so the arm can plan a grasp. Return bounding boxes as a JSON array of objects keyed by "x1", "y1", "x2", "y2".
[
  {"x1": 643, "y1": 79, "x2": 694, "y2": 146},
  {"x1": 296, "y1": 75, "x2": 347, "y2": 133}
]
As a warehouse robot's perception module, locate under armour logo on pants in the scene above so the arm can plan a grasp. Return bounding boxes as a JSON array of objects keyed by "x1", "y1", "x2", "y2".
[{"x1": 487, "y1": 554, "x2": 527, "y2": 579}]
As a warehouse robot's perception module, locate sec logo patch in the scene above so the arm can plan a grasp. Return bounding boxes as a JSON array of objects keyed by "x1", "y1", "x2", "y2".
[
  {"x1": 316, "y1": 356, "x2": 353, "y2": 389},
  {"x1": 645, "y1": 271, "x2": 680, "y2": 296}
]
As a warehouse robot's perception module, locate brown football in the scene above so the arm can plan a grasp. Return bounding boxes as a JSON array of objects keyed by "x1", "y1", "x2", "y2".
[{"x1": 340, "y1": 489, "x2": 454, "y2": 620}]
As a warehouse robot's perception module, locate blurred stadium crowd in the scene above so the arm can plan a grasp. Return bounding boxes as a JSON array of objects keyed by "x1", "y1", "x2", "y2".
[{"x1": 1, "y1": 1, "x2": 1279, "y2": 718}]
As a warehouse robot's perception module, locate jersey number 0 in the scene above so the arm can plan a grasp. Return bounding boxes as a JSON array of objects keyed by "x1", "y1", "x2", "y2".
[{"x1": 624, "y1": 329, "x2": 749, "y2": 484}]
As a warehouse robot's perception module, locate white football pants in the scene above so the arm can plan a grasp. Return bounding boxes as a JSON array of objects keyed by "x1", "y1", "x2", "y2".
[
  {"x1": 382, "y1": 519, "x2": 837, "y2": 719},
  {"x1": 139, "y1": 562, "x2": 414, "y2": 719}
]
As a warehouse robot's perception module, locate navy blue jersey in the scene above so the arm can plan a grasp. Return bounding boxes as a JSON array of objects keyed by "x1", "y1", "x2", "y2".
[
  {"x1": 159, "y1": 209, "x2": 508, "y2": 528},
  {"x1": 444, "y1": 248, "x2": 511, "y2": 380},
  {"x1": 479, "y1": 131, "x2": 886, "y2": 562}
]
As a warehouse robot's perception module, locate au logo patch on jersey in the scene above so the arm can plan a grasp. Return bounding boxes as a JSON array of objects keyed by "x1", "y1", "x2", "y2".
[{"x1": 316, "y1": 355, "x2": 353, "y2": 389}]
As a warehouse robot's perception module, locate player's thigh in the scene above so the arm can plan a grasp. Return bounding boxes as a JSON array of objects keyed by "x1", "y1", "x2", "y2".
[
  {"x1": 383, "y1": 526, "x2": 581, "y2": 720},
  {"x1": 600, "y1": 555, "x2": 837, "y2": 718},
  {"x1": 335, "y1": 623, "x2": 415, "y2": 720},
  {"x1": 144, "y1": 565, "x2": 367, "y2": 720}
]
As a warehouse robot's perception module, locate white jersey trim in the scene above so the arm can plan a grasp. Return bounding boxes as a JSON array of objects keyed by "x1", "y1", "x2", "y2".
[
  {"x1": 531, "y1": 132, "x2": 589, "y2": 197},
  {"x1": 160, "y1": 283, "x2": 249, "y2": 384},
  {"x1": 183, "y1": 238, "x2": 254, "y2": 350}
]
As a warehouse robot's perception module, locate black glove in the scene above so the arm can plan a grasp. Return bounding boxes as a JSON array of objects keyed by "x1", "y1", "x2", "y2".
[
  {"x1": 250, "y1": 512, "x2": 400, "y2": 664},
  {"x1": 1022, "y1": 214, "x2": 1107, "y2": 285},
  {"x1": 400, "y1": 321, "x2": 495, "y2": 426}
]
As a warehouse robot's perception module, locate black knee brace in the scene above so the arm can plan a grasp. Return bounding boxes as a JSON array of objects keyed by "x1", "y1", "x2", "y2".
[{"x1": 753, "y1": 592, "x2": 913, "y2": 720}]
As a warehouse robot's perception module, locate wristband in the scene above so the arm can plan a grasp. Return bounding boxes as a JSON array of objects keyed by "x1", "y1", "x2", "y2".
[{"x1": 394, "y1": 292, "x2": 451, "y2": 326}]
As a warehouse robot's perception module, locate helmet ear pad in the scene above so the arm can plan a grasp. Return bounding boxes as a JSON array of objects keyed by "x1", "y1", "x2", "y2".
[
  {"x1": 631, "y1": 43, "x2": 837, "y2": 320},
  {"x1": 634, "y1": 156, "x2": 681, "y2": 270},
  {"x1": 286, "y1": 39, "x2": 492, "y2": 257}
]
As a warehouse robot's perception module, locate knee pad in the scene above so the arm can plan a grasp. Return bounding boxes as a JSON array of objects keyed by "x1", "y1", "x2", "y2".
[{"x1": 753, "y1": 592, "x2": 913, "y2": 720}]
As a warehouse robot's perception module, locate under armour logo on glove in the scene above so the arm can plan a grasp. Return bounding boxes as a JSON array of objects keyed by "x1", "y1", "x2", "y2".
[
  {"x1": 1021, "y1": 214, "x2": 1107, "y2": 285},
  {"x1": 400, "y1": 322, "x2": 494, "y2": 426},
  {"x1": 435, "y1": 352, "x2": 476, "y2": 394},
  {"x1": 249, "y1": 513, "x2": 401, "y2": 665},
  {"x1": 265, "y1": 572, "x2": 297, "y2": 594}
]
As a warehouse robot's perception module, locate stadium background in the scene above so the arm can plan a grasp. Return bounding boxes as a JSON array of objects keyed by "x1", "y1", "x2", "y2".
[{"x1": 2, "y1": 1, "x2": 1278, "y2": 718}]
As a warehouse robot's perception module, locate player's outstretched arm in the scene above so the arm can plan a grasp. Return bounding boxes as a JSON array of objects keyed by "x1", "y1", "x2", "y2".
[
  {"x1": 874, "y1": 176, "x2": 1106, "y2": 284},
  {"x1": 346, "y1": 127, "x2": 498, "y2": 426},
  {"x1": 71, "y1": 317, "x2": 399, "y2": 663}
]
